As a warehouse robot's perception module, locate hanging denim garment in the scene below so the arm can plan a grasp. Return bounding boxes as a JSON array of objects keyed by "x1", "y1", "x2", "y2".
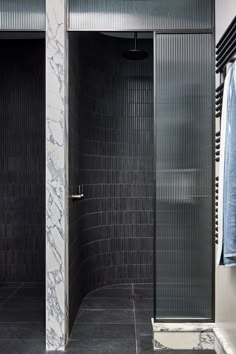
[
  {"x1": 217, "y1": 62, "x2": 236, "y2": 266},
  {"x1": 223, "y1": 62, "x2": 236, "y2": 266}
]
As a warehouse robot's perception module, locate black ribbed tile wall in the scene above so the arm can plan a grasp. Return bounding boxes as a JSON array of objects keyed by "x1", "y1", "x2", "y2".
[
  {"x1": 0, "y1": 40, "x2": 45, "y2": 282},
  {"x1": 69, "y1": 32, "x2": 153, "y2": 331},
  {"x1": 69, "y1": 34, "x2": 83, "y2": 331}
]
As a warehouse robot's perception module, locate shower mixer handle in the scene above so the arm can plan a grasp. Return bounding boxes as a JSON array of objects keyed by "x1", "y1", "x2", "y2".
[
  {"x1": 71, "y1": 184, "x2": 84, "y2": 200},
  {"x1": 71, "y1": 194, "x2": 84, "y2": 200}
]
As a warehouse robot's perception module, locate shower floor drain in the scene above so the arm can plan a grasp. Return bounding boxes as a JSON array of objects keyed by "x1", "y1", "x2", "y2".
[{"x1": 129, "y1": 294, "x2": 142, "y2": 300}]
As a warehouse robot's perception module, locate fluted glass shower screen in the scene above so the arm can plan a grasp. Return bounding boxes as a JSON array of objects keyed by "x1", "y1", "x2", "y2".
[
  {"x1": 154, "y1": 33, "x2": 214, "y2": 320},
  {"x1": 0, "y1": 0, "x2": 45, "y2": 30},
  {"x1": 68, "y1": 0, "x2": 213, "y2": 31}
]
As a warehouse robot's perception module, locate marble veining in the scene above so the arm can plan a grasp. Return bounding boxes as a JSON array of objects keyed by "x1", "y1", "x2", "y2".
[
  {"x1": 153, "y1": 332, "x2": 215, "y2": 351},
  {"x1": 154, "y1": 339, "x2": 170, "y2": 350},
  {"x1": 152, "y1": 320, "x2": 215, "y2": 332},
  {"x1": 214, "y1": 328, "x2": 234, "y2": 354},
  {"x1": 152, "y1": 321, "x2": 215, "y2": 351},
  {"x1": 152, "y1": 321, "x2": 234, "y2": 353},
  {"x1": 46, "y1": 0, "x2": 68, "y2": 351},
  {"x1": 194, "y1": 332, "x2": 215, "y2": 350}
]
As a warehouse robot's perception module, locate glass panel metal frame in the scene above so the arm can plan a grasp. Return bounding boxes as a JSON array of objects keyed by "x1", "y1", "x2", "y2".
[{"x1": 153, "y1": 28, "x2": 215, "y2": 323}]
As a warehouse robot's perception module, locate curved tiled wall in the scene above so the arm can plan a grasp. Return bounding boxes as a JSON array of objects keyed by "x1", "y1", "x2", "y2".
[{"x1": 69, "y1": 33, "x2": 153, "y2": 327}]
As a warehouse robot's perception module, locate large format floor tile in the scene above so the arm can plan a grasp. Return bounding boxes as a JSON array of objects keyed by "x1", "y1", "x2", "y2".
[
  {"x1": 0, "y1": 282, "x2": 217, "y2": 353},
  {"x1": 136, "y1": 323, "x2": 153, "y2": 337},
  {"x1": 0, "y1": 323, "x2": 44, "y2": 340},
  {"x1": 80, "y1": 297, "x2": 133, "y2": 310},
  {"x1": 137, "y1": 335, "x2": 155, "y2": 354},
  {"x1": 67, "y1": 338, "x2": 137, "y2": 354},
  {"x1": 87, "y1": 287, "x2": 132, "y2": 299},
  {"x1": 0, "y1": 282, "x2": 45, "y2": 352},
  {"x1": 3, "y1": 297, "x2": 44, "y2": 310},
  {"x1": 135, "y1": 298, "x2": 153, "y2": 310},
  {"x1": 0, "y1": 339, "x2": 45, "y2": 354},
  {"x1": 0, "y1": 287, "x2": 19, "y2": 297},
  {"x1": 135, "y1": 310, "x2": 153, "y2": 324},
  {"x1": 14, "y1": 287, "x2": 45, "y2": 298},
  {"x1": 76, "y1": 309, "x2": 134, "y2": 324},
  {"x1": 69, "y1": 284, "x2": 215, "y2": 354},
  {"x1": 133, "y1": 286, "x2": 153, "y2": 299},
  {"x1": 70, "y1": 323, "x2": 135, "y2": 340},
  {"x1": 0, "y1": 309, "x2": 44, "y2": 323}
]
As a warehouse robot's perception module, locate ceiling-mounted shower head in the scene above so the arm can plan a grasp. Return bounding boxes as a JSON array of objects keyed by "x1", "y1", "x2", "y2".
[{"x1": 123, "y1": 32, "x2": 148, "y2": 61}]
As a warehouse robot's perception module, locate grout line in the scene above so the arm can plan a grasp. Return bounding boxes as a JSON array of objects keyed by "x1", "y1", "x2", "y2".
[
  {"x1": 0, "y1": 283, "x2": 24, "y2": 309},
  {"x1": 79, "y1": 309, "x2": 133, "y2": 311},
  {"x1": 0, "y1": 322, "x2": 44, "y2": 324},
  {"x1": 87, "y1": 296, "x2": 153, "y2": 299},
  {"x1": 132, "y1": 283, "x2": 139, "y2": 354},
  {"x1": 0, "y1": 339, "x2": 44, "y2": 341}
]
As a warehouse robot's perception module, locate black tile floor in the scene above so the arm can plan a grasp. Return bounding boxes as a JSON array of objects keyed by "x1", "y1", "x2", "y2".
[
  {"x1": 0, "y1": 283, "x2": 216, "y2": 353},
  {"x1": 67, "y1": 284, "x2": 215, "y2": 354},
  {"x1": 0, "y1": 282, "x2": 45, "y2": 353}
]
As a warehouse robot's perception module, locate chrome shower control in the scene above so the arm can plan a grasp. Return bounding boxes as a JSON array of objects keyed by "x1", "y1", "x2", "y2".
[
  {"x1": 71, "y1": 184, "x2": 84, "y2": 200},
  {"x1": 71, "y1": 194, "x2": 84, "y2": 200}
]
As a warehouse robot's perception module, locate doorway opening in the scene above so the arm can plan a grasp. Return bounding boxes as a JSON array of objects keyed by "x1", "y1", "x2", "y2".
[
  {"x1": 0, "y1": 35, "x2": 45, "y2": 350},
  {"x1": 68, "y1": 31, "x2": 154, "y2": 352}
]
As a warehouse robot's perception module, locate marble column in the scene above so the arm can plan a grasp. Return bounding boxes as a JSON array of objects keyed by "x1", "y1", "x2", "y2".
[{"x1": 46, "y1": 0, "x2": 69, "y2": 351}]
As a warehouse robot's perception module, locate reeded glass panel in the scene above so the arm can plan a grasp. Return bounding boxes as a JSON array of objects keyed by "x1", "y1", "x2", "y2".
[
  {"x1": 69, "y1": 0, "x2": 213, "y2": 31},
  {"x1": 154, "y1": 34, "x2": 213, "y2": 320},
  {"x1": 0, "y1": 0, "x2": 45, "y2": 31}
]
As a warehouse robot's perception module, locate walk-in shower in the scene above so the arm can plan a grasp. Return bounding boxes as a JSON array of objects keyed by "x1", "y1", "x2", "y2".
[
  {"x1": 0, "y1": 0, "x2": 216, "y2": 352},
  {"x1": 68, "y1": 0, "x2": 215, "y2": 350},
  {"x1": 69, "y1": 32, "x2": 154, "y2": 329},
  {"x1": 69, "y1": 30, "x2": 214, "y2": 339}
]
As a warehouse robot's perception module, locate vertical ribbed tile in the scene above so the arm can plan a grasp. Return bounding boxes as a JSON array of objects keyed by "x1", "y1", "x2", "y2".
[
  {"x1": 0, "y1": 40, "x2": 45, "y2": 282},
  {"x1": 0, "y1": 0, "x2": 45, "y2": 30},
  {"x1": 154, "y1": 33, "x2": 213, "y2": 320},
  {"x1": 69, "y1": 0, "x2": 213, "y2": 31},
  {"x1": 68, "y1": 33, "x2": 153, "y2": 330},
  {"x1": 46, "y1": 0, "x2": 69, "y2": 351}
]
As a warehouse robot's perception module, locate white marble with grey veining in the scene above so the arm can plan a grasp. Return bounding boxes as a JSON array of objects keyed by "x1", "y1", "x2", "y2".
[
  {"x1": 153, "y1": 331, "x2": 215, "y2": 350},
  {"x1": 195, "y1": 332, "x2": 215, "y2": 350},
  {"x1": 46, "y1": 0, "x2": 68, "y2": 351},
  {"x1": 215, "y1": 335, "x2": 227, "y2": 354},
  {"x1": 152, "y1": 320, "x2": 215, "y2": 332},
  {"x1": 152, "y1": 321, "x2": 215, "y2": 350},
  {"x1": 152, "y1": 321, "x2": 234, "y2": 353},
  {"x1": 214, "y1": 328, "x2": 234, "y2": 354}
]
